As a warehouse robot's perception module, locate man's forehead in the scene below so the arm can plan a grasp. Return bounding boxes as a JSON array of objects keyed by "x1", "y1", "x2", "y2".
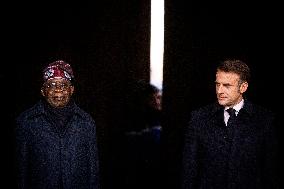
[{"x1": 216, "y1": 71, "x2": 240, "y2": 83}]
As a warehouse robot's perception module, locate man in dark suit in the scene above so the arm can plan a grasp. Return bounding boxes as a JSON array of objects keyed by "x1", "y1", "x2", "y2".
[
  {"x1": 182, "y1": 59, "x2": 278, "y2": 189},
  {"x1": 15, "y1": 60, "x2": 100, "y2": 189}
]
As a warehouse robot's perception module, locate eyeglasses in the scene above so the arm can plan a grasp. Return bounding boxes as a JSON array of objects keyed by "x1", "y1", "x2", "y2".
[{"x1": 44, "y1": 82, "x2": 71, "y2": 90}]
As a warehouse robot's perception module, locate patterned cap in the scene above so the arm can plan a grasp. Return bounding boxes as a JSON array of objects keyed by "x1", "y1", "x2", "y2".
[{"x1": 43, "y1": 60, "x2": 74, "y2": 82}]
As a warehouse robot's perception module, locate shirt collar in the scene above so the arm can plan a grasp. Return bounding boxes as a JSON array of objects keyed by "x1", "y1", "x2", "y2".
[{"x1": 224, "y1": 98, "x2": 244, "y2": 115}]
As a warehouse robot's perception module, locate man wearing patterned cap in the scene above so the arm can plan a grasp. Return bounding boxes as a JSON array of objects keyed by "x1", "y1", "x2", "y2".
[{"x1": 15, "y1": 60, "x2": 100, "y2": 189}]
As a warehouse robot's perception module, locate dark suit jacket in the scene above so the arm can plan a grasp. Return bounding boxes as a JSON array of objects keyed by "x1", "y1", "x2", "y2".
[{"x1": 182, "y1": 100, "x2": 278, "y2": 189}]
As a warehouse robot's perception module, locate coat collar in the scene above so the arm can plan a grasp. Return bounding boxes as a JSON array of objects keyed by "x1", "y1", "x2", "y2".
[
  {"x1": 27, "y1": 99, "x2": 86, "y2": 119},
  {"x1": 210, "y1": 98, "x2": 254, "y2": 118}
]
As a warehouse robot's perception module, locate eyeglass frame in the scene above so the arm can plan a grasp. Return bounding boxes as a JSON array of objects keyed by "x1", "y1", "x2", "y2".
[{"x1": 43, "y1": 80, "x2": 72, "y2": 91}]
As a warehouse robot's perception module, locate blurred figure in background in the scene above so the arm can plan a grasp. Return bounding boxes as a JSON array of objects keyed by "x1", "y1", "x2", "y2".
[{"x1": 123, "y1": 81, "x2": 163, "y2": 189}]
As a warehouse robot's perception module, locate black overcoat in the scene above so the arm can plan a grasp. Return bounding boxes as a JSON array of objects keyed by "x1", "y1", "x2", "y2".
[
  {"x1": 16, "y1": 100, "x2": 100, "y2": 189},
  {"x1": 182, "y1": 100, "x2": 278, "y2": 189}
]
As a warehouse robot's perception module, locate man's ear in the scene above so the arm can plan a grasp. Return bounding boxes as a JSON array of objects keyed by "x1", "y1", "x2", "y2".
[
  {"x1": 41, "y1": 87, "x2": 46, "y2": 97},
  {"x1": 70, "y1": 86, "x2": 75, "y2": 95},
  {"x1": 240, "y1": 81, "x2": 248, "y2": 94}
]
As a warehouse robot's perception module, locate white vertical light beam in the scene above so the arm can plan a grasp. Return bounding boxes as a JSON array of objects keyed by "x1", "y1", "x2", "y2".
[{"x1": 150, "y1": 0, "x2": 164, "y2": 90}]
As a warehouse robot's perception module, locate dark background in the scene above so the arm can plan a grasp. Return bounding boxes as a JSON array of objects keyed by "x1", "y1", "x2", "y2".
[{"x1": 2, "y1": 1, "x2": 282, "y2": 188}]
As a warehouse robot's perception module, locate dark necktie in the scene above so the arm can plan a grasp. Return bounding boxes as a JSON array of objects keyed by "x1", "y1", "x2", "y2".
[{"x1": 226, "y1": 108, "x2": 236, "y2": 127}]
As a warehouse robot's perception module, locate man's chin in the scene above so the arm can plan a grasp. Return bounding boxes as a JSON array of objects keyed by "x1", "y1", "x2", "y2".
[
  {"x1": 50, "y1": 102, "x2": 68, "y2": 108},
  {"x1": 217, "y1": 100, "x2": 227, "y2": 106}
]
